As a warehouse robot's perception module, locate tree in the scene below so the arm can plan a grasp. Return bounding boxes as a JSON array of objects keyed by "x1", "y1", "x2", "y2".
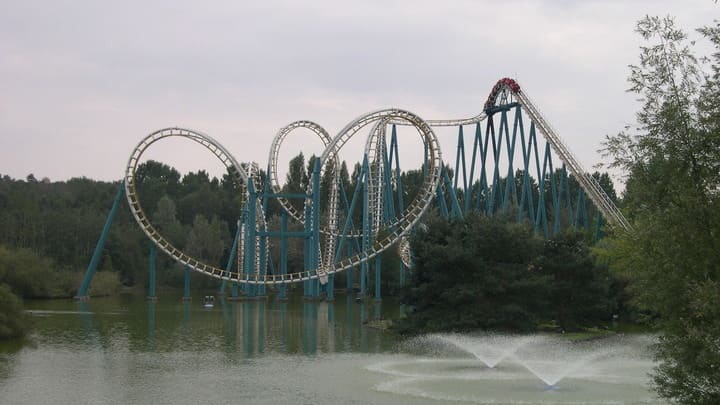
[
  {"x1": 536, "y1": 231, "x2": 613, "y2": 331},
  {"x1": 283, "y1": 153, "x2": 307, "y2": 213},
  {"x1": 399, "y1": 213, "x2": 549, "y2": 334},
  {"x1": 152, "y1": 195, "x2": 186, "y2": 247},
  {"x1": 185, "y1": 215, "x2": 228, "y2": 266},
  {"x1": 601, "y1": 16, "x2": 720, "y2": 404}
]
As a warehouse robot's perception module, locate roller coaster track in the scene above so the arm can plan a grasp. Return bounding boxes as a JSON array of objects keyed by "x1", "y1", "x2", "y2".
[
  {"x1": 395, "y1": 78, "x2": 630, "y2": 231},
  {"x1": 267, "y1": 121, "x2": 334, "y2": 225},
  {"x1": 318, "y1": 109, "x2": 441, "y2": 278},
  {"x1": 125, "y1": 128, "x2": 268, "y2": 283},
  {"x1": 499, "y1": 81, "x2": 631, "y2": 231},
  {"x1": 122, "y1": 79, "x2": 629, "y2": 285},
  {"x1": 267, "y1": 114, "x2": 441, "y2": 276}
]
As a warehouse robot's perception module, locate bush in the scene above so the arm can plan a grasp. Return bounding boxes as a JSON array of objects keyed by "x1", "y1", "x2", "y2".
[
  {"x1": 88, "y1": 271, "x2": 121, "y2": 297},
  {"x1": 0, "y1": 283, "x2": 30, "y2": 339},
  {"x1": 0, "y1": 245, "x2": 58, "y2": 297},
  {"x1": 0, "y1": 244, "x2": 94, "y2": 298}
]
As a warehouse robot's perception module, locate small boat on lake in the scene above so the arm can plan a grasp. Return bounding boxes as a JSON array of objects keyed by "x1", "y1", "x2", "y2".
[{"x1": 202, "y1": 295, "x2": 215, "y2": 308}]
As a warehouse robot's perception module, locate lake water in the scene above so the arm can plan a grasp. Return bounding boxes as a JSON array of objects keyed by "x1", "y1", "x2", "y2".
[{"x1": 0, "y1": 293, "x2": 662, "y2": 404}]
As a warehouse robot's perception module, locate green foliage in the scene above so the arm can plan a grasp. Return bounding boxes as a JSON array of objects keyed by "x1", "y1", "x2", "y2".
[
  {"x1": 536, "y1": 232, "x2": 613, "y2": 331},
  {"x1": 152, "y1": 195, "x2": 186, "y2": 247},
  {"x1": 283, "y1": 153, "x2": 307, "y2": 213},
  {"x1": 0, "y1": 245, "x2": 68, "y2": 298},
  {"x1": 0, "y1": 161, "x2": 245, "y2": 292},
  {"x1": 399, "y1": 214, "x2": 548, "y2": 333},
  {"x1": 0, "y1": 283, "x2": 30, "y2": 340},
  {"x1": 601, "y1": 16, "x2": 720, "y2": 403},
  {"x1": 88, "y1": 271, "x2": 121, "y2": 297},
  {"x1": 186, "y1": 215, "x2": 229, "y2": 266},
  {"x1": 398, "y1": 214, "x2": 617, "y2": 335}
]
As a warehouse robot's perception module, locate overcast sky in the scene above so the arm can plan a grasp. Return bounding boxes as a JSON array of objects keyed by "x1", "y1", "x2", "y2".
[{"x1": 1, "y1": 0, "x2": 717, "y2": 186}]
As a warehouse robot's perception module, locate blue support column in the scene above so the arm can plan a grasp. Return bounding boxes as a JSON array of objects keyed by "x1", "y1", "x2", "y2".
[
  {"x1": 594, "y1": 211, "x2": 604, "y2": 241},
  {"x1": 220, "y1": 219, "x2": 240, "y2": 296},
  {"x1": 560, "y1": 164, "x2": 574, "y2": 228},
  {"x1": 246, "y1": 181, "x2": 258, "y2": 298},
  {"x1": 346, "y1": 244, "x2": 354, "y2": 292},
  {"x1": 503, "y1": 109, "x2": 519, "y2": 211},
  {"x1": 535, "y1": 144, "x2": 552, "y2": 237},
  {"x1": 443, "y1": 169, "x2": 463, "y2": 220},
  {"x1": 390, "y1": 126, "x2": 405, "y2": 219},
  {"x1": 466, "y1": 123, "x2": 482, "y2": 213},
  {"x1": 303, "y1": 178, "x2": 312, "y2": 298},
  {"x1": 311, "y1": 159, "x2": 321, "y2": 299},
  {"x1": 546, "y1": 149, "x2": 560, "y2": 236},
  {"x1": 147, "y1": 243, "x2": 157, "y2": 300},
  {"x1": 278, "y1": 211, "x2": 288, "y2": 300},
  {"x1": 518, "y1": 112, "x2": 536, "y2": 224},
  {"x1": 486, "y1": 114, "x2": 504, "y2": 216},
  {"x1": 75, "y1": 182, "x2": 125, "y2": 299},
  {"x1": 476, "y1": 120, "x2": 492, "y2": 213},
  {"x1": 381, "y1": 135, "x2": 395, "y2": 223},
  {"x1": 436, "y1": 184, "x2": 449, "y2": 218},
  {"x1": 391, "y1": 131, "x2": 408, "y2": 286},
  {"x1": 258, "y1": 180, "x2": 271, "y2": 298},
  {"x1": 574, "y1": 189, "x2": 589, "y2": 229},
  {"x1": 361, "y1": 155, "x2": 370, "y2": 298},
  {"x1": 223, "y1": 222, "x2": 242, "y2": 300},
  {"x1": 454, "y1": 125, "x2": 468, "y2": 197}
]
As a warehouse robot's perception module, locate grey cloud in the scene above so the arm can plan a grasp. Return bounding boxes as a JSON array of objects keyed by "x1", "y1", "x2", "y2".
[{"x1": 0, "y1": 0, "x2": 716, "y2": 182}]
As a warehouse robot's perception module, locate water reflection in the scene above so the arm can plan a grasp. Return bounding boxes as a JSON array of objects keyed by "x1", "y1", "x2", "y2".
[
  {"x1": 39, "y1": 294, "x2": 399, "y2": 358},
  {"x1": 147, "y1": 300, "x2": 155, "y2": 350},
  {"x1": 4, "y1": 297, "x2": 659, "y2": 405}
]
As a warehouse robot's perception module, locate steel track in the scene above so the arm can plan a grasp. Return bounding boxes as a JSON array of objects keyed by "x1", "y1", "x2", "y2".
[{"x1": 122, "y1": 79, "x2": 629, "y2": 285}]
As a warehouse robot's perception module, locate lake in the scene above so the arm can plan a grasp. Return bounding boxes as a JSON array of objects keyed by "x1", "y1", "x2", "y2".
[{"x1": 0, "y1": 293, "x2": 662, "y2": 404}]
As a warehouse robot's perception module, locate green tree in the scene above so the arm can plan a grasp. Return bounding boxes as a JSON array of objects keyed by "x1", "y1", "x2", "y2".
[
  {"x1": 185, "y1": 215, "x2": 228, "y2": 266},
  {"x1": 601, "y1": 16, "x2": 720, "y2": 404},
  {"x1": 399, "y1": 214, "x2": 548, "y2": 334},
  {"x1": 152, "y1": 195, "x2": 186, "y2": 247},
  {"x1": 536, "y1": 231, "x2": 613, "y2": 331},
  {"x1": 281, "y1": 153, "x2": 308, "y2": 214}
]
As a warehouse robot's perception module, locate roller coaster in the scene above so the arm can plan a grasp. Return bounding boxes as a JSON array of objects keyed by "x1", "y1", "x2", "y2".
[{"x1": 75, "y1": 78, "x2": 630, "y2": 300}]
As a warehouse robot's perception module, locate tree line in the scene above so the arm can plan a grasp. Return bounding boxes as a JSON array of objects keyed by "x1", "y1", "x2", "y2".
[{"x1": 0, "y1": 144, "x2": 618, "y2": 337}]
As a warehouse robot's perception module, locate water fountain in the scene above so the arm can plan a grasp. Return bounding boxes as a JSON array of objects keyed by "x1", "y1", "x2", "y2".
[
  {"x1": 510, "y1": 336, "x2": 616, "y2": 388},
  {"x1": 436, "y1": 333, "x2": 534, "y2": 368},
  {"x1": 368, "y1": 333, "x2": 660, "y2": 404}
]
